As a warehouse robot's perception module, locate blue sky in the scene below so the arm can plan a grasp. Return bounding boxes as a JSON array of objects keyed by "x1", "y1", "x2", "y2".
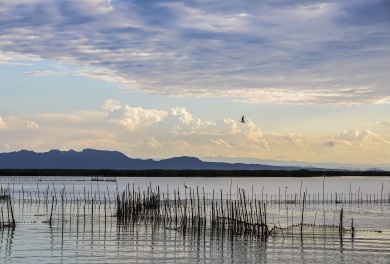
[{"x1": 1, "y1": 0, "x2": 390, "y2": 167}]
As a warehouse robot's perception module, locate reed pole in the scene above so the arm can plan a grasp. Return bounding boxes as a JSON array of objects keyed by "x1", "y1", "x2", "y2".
[
  {"x1": 300, "y1": 192, "x2": 306, "y2": 235},
  {"x1": 49, "y1": 196, "x2": 55, "y2": 225}
]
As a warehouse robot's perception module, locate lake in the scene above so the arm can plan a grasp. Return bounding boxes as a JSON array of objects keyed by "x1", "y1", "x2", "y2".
[{"x1": 1, "y1": 176, "x2": 390, "y2": 263}]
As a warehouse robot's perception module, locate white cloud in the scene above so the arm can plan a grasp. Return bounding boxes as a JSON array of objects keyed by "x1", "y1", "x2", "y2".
[
  {"x1": 146, "y1": 136, "x2": 162, "y2": 149},
  {"x1": 104, "y1": 104, "x2": 168, "y2": 131},
  {"x1": 23, "y1": 71, "x2": 62, "y2": 76},
  {"x1": 25, "y1": 120, "x2": 39, "y2": 129},
  {"x1": 314, "y1": 129, "x2": 390, "y2": 164},
  {"x1": 210, "y1": 138, "x2": 232, "y2": 148},
  {"x1": 215, "y1": 118, "x2": 240, "y2": 134},
  {"x1": 0, "y1": 60, "x2": 31, "y2": 66},
  {"x1": 152, "y1": 109, "x2": 270, "y2": 154},
  {"x1": 257, "y1": 130, "x2": 390, "y2": 164},
  {"x1": 162, "y1": 107, "x2": 217, "y2": 135},
  {"x1": 2, "y1": 102, "x2": 390, "y2": 164},
  {"x1": 170, "y1": 107, "x2": 194, "y2": 124},
  {"x1": 74, "y1": 69, "x2": 141, "y2": 88},
  {"x1": 327, "y1": 129, "x2": 390, "y2": 147},
  {"x1": 0, "y1": 51, "x2": 40, "y2": 65},
  {"x1": 0, "y1": 116, "x2": 7, "y2": 129},
  {"x1": 243, "y1": 119, "x2": 265, "y2": 143},
  {"x1": 102, "y1": 99, "x2": 122, "y2": 112}
]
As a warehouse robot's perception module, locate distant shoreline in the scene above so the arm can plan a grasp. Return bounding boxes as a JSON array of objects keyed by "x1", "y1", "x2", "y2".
[{"x1": 1, "y1": 169, "x2": 389, "y2": 177}]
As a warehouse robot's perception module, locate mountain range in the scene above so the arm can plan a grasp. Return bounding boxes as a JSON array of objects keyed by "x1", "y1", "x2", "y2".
[{"x1": 0, "y1": 149, "x2": 312, "y2": 170}]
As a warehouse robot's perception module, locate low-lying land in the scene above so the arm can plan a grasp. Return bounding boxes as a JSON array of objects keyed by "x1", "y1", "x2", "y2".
[{"x1": 0, "y1": 169, "x2": 389, "y2": 177}]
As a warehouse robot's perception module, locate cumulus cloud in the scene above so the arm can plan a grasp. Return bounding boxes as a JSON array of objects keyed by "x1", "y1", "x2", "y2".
[
  {"x1": 102, "y1": 99, "x2": 121, "y2": 112},
  {"x1": 3, "y1": 101, "x2": 390, "y2": 164},
  {"x1": 25, "y1": 120, "x2": 39, "y2": 129},
  {"x1": 153, "y1": 111, "x2": 270, "y2": 154},
  {"x1": 170, "y1": 107, "x2": 194, "y2": 124},
  {"x1": 103, "y1": 100, "x2": 168, "y2": 131},
  {"x1": 258, "y1": 129, "x2": 390, "y2": 164},
  {"x1": 325, "y1": 129, "x2": 390, "y2": 147},
  {"x1": 0, "y1": 116, "x2": 7, "y2": 129},
  {"x1": 0, "y1": 0, "x2": 388, "y2": 104}
]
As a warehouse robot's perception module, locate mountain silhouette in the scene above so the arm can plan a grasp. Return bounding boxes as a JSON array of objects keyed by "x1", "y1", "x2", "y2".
[{"x1": 0, "y1": 149, "x2": 305, "y2": 170}]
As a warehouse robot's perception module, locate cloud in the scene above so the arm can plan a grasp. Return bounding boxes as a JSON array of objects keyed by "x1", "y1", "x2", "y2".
[
  {"x1": 0, "y1": 0, "x2": 388, "y2": 105},
  {"x1": 25, "y1": 120, "x2": 39, "y2": 129},
  {"x1": 366, "y1": 120, "x2": 390, "y2": 127},
  {"x1": 337, "y1": 0, "x2": 390, "y2": 26},
  {"x1": 1, "y1": 144, "x2": 11, "y2": 150},
  {"x1": 0, "y1": 51, "x2": 40, "y2": 65},
  {"x1": 324, "y1": 129, "x2": 390, "y2": 147},
  {"x1": 37, "y1": 111, "x2": 106, "y2": 125},
  {"x1": 170, "y1": 107, "x2": 194, "y2": 124},
  {"x1": 23, "y1": 71, "x2": 62, "y2": 76},
  {"x1": 0, "y1": 116, "x2": 7, "y2": 129},
  {"x1": 2, "y1": 100, "x2": 390, "y2": 164},
  {"x1": 0, "y1": 61, "x2": 31, "y2": 66},
  {"x1": 152, "y1": 110, "x2": 270, "y2": 154},
  {"x1": 159, "y1": 2, "x2": 249, "y2": 33},
  {"x1": 102, "y1": 99, "x2": 121, "y2": 112},
  {"x1": 210, "y1": 138, "x2": 232, "y2": 148},
  {"x1": 74, "y1": 68, "x2": 141, "y2": 88},
  {"x1": 103, "y1": 100, "x2": 168, "y2": 131},
  {"x1": 323, "y1": 139, "x2": 352, "y2": 147},
  {"x1": 0, "y1": 123, "x2": 125, "y2": 154},
  {"x1": 146, "y1": 136, "x2": 162, "y2": 149}
]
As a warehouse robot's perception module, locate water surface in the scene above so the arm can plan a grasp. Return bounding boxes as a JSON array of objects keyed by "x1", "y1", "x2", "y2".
[{"x1": 1, "y1": 176, "x2": 389, "y2": 263}]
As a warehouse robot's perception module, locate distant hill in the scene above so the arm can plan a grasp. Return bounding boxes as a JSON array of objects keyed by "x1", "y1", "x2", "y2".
[
  {"x1": 0, "y1": 149, "x2": 309, "y2": 170},
  {"x1": 201, "y1": 156, "x2": 390, "y2": 171}
]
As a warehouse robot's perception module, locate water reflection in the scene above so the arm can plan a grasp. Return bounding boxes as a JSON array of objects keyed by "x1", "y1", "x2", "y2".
[
  {"x1": 0, "y1": 177, "x2": 389, "y2": 263},
  {"x1": 0, "y1": 226, "x2": 15, "y2": 261}
]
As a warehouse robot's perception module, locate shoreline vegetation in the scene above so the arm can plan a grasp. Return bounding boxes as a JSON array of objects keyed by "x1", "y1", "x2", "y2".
[{"x1": 0, "y1": 169, "x2": 390, "y2": 177}]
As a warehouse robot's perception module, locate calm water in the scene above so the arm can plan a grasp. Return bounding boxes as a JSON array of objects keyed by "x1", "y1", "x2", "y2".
[{"x1": 1, "y1": 176, "x2": 390, "y2": 263}]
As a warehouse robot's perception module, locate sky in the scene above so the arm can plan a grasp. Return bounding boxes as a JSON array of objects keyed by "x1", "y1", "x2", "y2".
[{"x1": 1, "y1": 0, "x2": 390, "y2": 167}]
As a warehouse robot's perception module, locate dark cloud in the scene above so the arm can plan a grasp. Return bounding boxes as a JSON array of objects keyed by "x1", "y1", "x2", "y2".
[
  {"x1": 0, "y1": 0, "x2": 389, "y2": 104},
  {"x1": 58, "y1": 3, "x2": 96, "y2": 26},
  {"x1": 338, "y1": 0, "x2": 390, "y2": 26},
  {"x1": 324, "y1": 141, "x2": 336, "y2": 147}
]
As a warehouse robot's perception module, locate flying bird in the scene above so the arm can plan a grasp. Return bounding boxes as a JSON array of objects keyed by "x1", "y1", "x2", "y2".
[{"x1": 241, "y1": 116, "x2": 245, "y2": 123}]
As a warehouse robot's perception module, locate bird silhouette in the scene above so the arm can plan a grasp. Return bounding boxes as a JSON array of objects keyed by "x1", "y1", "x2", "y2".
[{"x1": 241, "y1": 116, "x2": 245, "y2": 123}]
